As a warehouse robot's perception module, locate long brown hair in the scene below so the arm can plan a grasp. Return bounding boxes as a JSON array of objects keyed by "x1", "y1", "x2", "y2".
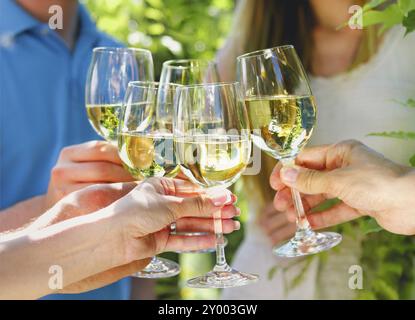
[{"x1": 217, "y1": 0, "x2": 379, "y2": 209}]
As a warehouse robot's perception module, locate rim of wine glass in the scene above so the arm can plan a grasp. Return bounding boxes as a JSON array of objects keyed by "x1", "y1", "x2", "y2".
[
  {"x1": 92, "y1": 47, "x2": 152, "y2": 56},
  {"x1": 236, "y1": 44, "x2": 294, "y2": 60},
  {"x1": 127, "y1": 80, "x2": 182, "y2": 89},
  {"x1": 162, "y1": 58, "x2": 216, "y2": 69},
  {"x1": 174, "y1": 81, "x2": 240, "y2": 89}
]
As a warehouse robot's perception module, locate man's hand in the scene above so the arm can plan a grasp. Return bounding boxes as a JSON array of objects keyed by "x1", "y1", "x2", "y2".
[
  {"x1": 45, "y1": 141, "x2": 135, "y2": 209},
  {"x1": 270, "y1": 140, "x2": 415, "y2": 235}
]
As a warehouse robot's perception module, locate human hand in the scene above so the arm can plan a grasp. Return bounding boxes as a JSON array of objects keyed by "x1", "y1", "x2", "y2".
[
  {"x1": 258, "y1": 203, "x2": 296, "y2": 246},
  {"x1": 45, "y1": 141, "x2": 134, "y2": 209},
  {"x1": 39, "y1": 178, "x2": 239, "y2": 293},
  {"x1": 270, "y1": 140, "x2": 415, "y2": 235}
]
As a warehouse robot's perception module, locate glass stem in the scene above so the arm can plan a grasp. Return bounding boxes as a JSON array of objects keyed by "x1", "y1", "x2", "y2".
[
  {"x1": 281, "y1": 159, "x2": 312, "y2": 233},
  {"x1": 213, "y1": 209, "x2": 230, "y2": 272}
]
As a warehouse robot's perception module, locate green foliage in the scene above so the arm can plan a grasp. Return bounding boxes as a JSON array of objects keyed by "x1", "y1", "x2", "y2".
[
  {"x1": 391, "y1": 98, "x2": 415, "y2": 107},
  {"x1": 367, "y1": 131, "x2": 415, "y2": 140},
  {"x1": 82, "y1": 0, "x2": 234, "y2": 77},
  {"x1": 358, "y1": 232, "x2": 415, "y2": 299},
  {"x1": 362, "y1": 0, "x2": 415, "y2": 33},
  {"x1": 368, "y1": 100, "x2": 415, "y2": 148},
  {"x1": 360, "y1": 218, "x2": 383, "y2": 235}
]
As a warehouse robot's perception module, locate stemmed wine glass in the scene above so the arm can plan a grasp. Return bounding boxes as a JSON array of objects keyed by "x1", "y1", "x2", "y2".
[
  {"x1": 118, "y1": 81, "x2": 180, "y2": 278},
  {"x1": 160, "y1": 59, "x2": 225, "y2": 253},
  {"x1": 160, "y1": 59, "x2": 219, "y2": 85},
  {"x1": 174, "y1": 82, "x2": 259, "y2": 288},
  {"x1": 85, "y1": 47, "x2": 154, "y2": 144},
  {"x1": 237, "y1": 45, "x2": 342, "y2": 257}
]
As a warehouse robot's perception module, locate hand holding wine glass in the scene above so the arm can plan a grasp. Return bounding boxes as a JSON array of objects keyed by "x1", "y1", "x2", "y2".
[
  {"x1": 174, "y1": 82, "x2": 259, "y2": 288},
  {"x1": 237, "y1": 45, "x2": 342, "y2": 257},
  {"x1": 117, "y1": 81, "x2": 181, "y2": 278},
  {"x1": 159, "y1": 58, "x2": 225, "y2": 253}
]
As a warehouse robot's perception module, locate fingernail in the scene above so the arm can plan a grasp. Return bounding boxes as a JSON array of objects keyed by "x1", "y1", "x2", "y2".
[
  {"x1": 280, "y1": 167, "x2": 299, "y2": 183},
  {"x1": 234, "y1": 221, "x2": 241, "y2": 230},
  {"x1": 210, "y1": 193, "x2": 232, "y2": 206},
  {"x1": 208, "y1": 189, "x2": 233, "y2": 206},
  {"x1": 236, "y1": 207, "x2": 241, "y2": 216},
  {"x1": 231, "y1": 194, "x2": 238, "y2": 204}
]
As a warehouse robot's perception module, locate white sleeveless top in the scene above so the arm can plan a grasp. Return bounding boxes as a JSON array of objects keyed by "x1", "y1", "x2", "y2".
[{"x1": 222, "y1": 27, "x2": 415, "y2": 300}]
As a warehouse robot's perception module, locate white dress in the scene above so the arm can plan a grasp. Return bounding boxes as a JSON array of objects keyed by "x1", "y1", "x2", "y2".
[{"x1": 222, "y1": 26, "x2": 415, "y2": 300}]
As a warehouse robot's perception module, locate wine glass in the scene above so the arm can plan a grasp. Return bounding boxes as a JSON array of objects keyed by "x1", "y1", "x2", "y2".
[
  {"x1": 118, "y1": 81, "x2": 180, "y2": 278},
  {"x1": 174, "y1": 82, "x2": 259, "y2": 288},
  {"x1": 236, "y1": 45, "x2": 342, "y2": 257},
  {"x1": 85, "y1": 47, "x2": 154, "y2": 144},
  {"x1": 160, "y1": 59, "x2": 226, "y2": 253},
  {"x1": 160, "y1": 59, "x2": 219, "y2": 85}
]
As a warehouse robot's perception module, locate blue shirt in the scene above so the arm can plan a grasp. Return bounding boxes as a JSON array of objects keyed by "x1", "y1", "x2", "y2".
[{"x1": 0, "y1": 0, "x2": 131, "y2": 299}]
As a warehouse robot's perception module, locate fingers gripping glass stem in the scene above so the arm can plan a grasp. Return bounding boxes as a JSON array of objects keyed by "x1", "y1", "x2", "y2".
[
  {"x1": 281, "y1": 159, "x2": 311, "y2": 231},
  {"x1": 272, "y1": 159, "x2": 342, "y2": 257}
]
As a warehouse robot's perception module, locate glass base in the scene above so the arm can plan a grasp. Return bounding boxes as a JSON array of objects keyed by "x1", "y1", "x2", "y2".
[
  {"x1": 187, "y1": 268, "x2": 259, "y2": 288},
  {"x1": 273, "y1": 229, "x2": 342, "y2": 257},
  {"x1": 132, "y1": 257, "x2": 180, "y2": 278},
  {"x1": 174, "y1": 233, "x2": 228, "y2": 254}
]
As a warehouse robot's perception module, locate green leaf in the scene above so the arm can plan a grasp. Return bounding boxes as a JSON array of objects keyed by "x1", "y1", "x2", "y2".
[
  {"x1": 398, "y1": 0, "x2": 415, "y2": 15},
  {"x1": 368, "y1": 131, "x2": 415, "y2": 140},
  {"x1": 391, "y1": 98, "x2": 415, "y2": 108},
  {"x1": 267, "y1": 266, "x2": 278, "y2": 280},
  {"x1": 363, "y1": 0, "x2": 388, "y2": 11},
  {"x1": 310, "y1": 198, "x2": 342, "y2": 213},
  {"x1": 363, "y1": 4, "x2": 404, "y2": 32},
  {"x1": 373, "y1": 279, "x2": 400, "y2": 299},
  {"x1": 403, "y1": 9, "x2": 415, "y2": 34},
  {"x1": 410, "y1": 154, "x2": 415, "y2": 167},
  {"x1": 361, "y1": 218, "x2": 383, "y2": 234}
]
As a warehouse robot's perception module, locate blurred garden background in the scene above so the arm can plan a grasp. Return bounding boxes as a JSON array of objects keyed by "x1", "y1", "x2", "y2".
[{"x1": 83, "y1": 0, "x2": 240, "y2": 300}]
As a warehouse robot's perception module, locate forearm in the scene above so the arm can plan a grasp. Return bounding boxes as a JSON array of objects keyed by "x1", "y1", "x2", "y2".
[
  {"x1": 0, "y1": 195, "x2": 46, "y2": 232},
  {"x1": 0, "y1": 209, "x2": 125, "y2": 299}
]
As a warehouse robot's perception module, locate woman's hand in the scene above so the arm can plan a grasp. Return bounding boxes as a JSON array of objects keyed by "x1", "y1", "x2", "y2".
[
  {"x1": 38, "y1": 178, "x2": 239, "y2": 294},
  {"x1": 45, "y1": 140, "x2": 134, "y2": 209},
  {"x1": 270, "y1": 140, "x2": 415, "y2": 235},
  {"x1": 113, "y1": 177, "x2": 239, "y2": 261},
  {"x1": 258, "y1": 203, "x2": 296, "y2": 246}
]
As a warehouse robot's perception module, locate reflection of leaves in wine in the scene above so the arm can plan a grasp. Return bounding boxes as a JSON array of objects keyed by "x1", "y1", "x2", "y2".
[{"x1": 101, "y1": 107, "x2": 120, "y2": 140}]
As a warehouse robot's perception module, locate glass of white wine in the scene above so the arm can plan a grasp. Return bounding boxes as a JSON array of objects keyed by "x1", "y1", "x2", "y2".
[
  {"x1": 174, "y1": 82, "x2": 259, "y2": 288},
  {"x1": 160, "y1": 59, "x2": 225, "y2": 253},
  {"x1": 118, "y1": 81, "x2": 180, "y2": 278},
  {"x1": 237, "y1": 45, "x2": 342, "y2": 257},
  {"x1": 85, "y1": 47, "x2": 154, "y2": 144},
  {"x1": 160, "y1": 59, "x2": 219, "y2": 85}
]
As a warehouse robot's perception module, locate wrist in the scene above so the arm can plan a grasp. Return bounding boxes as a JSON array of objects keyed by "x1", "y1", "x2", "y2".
[{"x1": 99, "y1": 210, "x2": 130, "y2": 267}]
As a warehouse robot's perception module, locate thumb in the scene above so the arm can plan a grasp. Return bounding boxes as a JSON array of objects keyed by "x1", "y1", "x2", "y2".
[{"x1": 280, "y1": 166, "x2": 332, "y2": 195}]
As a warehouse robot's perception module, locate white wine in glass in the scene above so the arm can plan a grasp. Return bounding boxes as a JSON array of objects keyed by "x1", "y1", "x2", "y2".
[
  {"x1": 244, "y1": 95, "x2": 316, "y2": 159},
  {"x1": 237, "y1": 45, "x2": 342, "y2": 257},
  {"x1": 118, "y1": 81, "x2": 181, "y2": 278},
  {"x1": 174, "y1": 82, "x2": 259, "y2": 288},
  {"x1": 160, "y1": 58, "x2": 224, "y2": 253},
  {"x1": 85, "y1": 47, "x2": 154, "y2": 144}
]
